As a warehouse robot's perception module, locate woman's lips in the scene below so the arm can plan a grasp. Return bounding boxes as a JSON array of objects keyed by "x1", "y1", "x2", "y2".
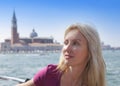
[{"x1": 64, "y1": 55, "x2": 74, "y2": 59}]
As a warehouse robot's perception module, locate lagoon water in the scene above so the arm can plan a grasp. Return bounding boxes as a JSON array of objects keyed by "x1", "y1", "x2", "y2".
[{"x1": 0, "y1": 50, "x2": 120, "y2": 86}]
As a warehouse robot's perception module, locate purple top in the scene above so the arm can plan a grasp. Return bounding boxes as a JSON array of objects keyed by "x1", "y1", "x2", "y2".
[{"x1": 33, "y1": 64, "x2": 62, "y2": 86}]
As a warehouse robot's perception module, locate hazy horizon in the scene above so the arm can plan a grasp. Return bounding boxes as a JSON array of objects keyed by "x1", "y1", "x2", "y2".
[{"x1": 0, "y1": 0, "x2": 120, "y2": 47}]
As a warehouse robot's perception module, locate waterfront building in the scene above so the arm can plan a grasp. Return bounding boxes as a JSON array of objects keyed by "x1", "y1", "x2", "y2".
[{"x1": 0, "y1": 11, "x2": 62, "y2": 53}]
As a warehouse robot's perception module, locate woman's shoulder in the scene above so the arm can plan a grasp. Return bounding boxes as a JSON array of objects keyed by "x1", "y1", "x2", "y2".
[
  {"x1": 45, "y1": 64, "x2": 61, "y2": 85},
  {"x1": 34, "y1": 64, "x2": 60, "y2": 86},
  {"x1": 34, "y1": 64, "x2": 57, "y2": 76},
  {"x1": 47, "y1": 64, "x2": 57, "y2": 70},
  {"x1": 46, "y1": 64, "x2": 59, "y2": 74}
]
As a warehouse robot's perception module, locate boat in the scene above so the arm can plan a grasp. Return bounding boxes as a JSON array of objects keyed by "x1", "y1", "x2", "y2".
[{"x1": 0, "y1": 76, "x2": 29, "y2": 83}]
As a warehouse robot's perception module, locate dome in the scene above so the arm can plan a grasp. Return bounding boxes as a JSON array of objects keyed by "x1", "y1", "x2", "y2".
[{"x1": 30, "y1": 29, "x2": 38, "y2": 38}]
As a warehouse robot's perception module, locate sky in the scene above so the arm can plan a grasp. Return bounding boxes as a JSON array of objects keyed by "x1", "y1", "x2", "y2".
[{"x1": 0, "y1": 0, "x2": 120, "y2": 47}]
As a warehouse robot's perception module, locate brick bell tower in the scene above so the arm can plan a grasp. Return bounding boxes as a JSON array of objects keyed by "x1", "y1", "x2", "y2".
[{"x1": 11, "y1": 10, "x2": 19, "y2": 44}]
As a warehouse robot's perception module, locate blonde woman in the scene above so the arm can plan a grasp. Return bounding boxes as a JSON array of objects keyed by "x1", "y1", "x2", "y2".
[{"x1": 16, "y1": 23, "x2": 106, "y2": 86}]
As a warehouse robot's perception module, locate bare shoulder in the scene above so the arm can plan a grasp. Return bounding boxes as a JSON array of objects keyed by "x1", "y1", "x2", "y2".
[{"x1": 16, "y1": 79, "x2": 35, "y2": 86}]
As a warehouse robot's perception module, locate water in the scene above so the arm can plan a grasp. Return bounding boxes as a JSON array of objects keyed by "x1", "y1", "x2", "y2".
[
  {"x1": 103, "y1": 50, "x2": 120, "y2": 86},
  {"x1": 0, "y1": 50, "x2": 120, "y2": 86}
]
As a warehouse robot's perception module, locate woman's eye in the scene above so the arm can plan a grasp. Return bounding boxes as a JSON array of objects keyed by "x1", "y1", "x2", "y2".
[
  {"x1": 73, "y1": 41, "x2": 79, "y2": 46},
  {"x1": 64, "y1": 40, "x2": 68, "y2": 45}
]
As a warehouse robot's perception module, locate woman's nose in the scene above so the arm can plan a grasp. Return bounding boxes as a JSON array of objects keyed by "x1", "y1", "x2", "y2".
[{"x1": 65, "y1": 44, "x2": 72, "y2": 52}]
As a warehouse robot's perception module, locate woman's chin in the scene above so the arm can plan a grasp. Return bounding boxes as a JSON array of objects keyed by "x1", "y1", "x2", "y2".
[{"x1": 64, "y1": 60, "x2": 72, "y2": 66}]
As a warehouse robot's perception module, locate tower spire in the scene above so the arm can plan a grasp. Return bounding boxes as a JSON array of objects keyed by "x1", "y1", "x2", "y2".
[
  {"x1": 12, "y1": 10, "x2": 17, "y2": 27},
  {"x1": 11, "y1": 10, "x2": 19, "y2": 44}
]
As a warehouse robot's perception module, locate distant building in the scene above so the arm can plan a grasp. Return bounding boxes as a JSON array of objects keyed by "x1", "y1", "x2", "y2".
[
  {"x1": 10, "y1": 11, "x2": 54, "y2": 45},
  {"x1": 11, "y1": 10, "x2": 19, "y2": 44},
  {"x1": 101, "y1": 42, "x2": 120, "y2": 50},
  {"x1": 0, "y1": 11, "x2": 62, "y2": 53}
]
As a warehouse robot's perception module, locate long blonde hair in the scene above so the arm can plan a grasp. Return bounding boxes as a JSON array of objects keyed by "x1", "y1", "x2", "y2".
[{"x1": 57, "y1": 23, "x2": 106, "y2": 86}]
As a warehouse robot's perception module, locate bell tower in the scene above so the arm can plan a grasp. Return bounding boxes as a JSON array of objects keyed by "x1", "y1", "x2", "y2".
[{"x1": 11, "y1": 10, "x2": 19, "y2": 44}]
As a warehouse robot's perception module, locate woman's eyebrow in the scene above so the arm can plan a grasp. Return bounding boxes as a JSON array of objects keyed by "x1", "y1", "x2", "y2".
[
  {"x1": 64, "y1": 38, "x2": 81, "y2": 41},
  {"x1": 75, "y1": 39, "x2": 81, "y2": 42}
]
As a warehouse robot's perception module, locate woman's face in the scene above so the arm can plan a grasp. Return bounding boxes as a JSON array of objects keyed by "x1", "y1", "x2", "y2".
[{"x1": 62, "y1": 29, "x2": 89, "y2": 67}]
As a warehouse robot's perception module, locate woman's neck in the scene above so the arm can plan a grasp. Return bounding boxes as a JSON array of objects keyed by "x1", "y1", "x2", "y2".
[{"x1": 68, "y1": 66, "x2": 83, "y2": 80}]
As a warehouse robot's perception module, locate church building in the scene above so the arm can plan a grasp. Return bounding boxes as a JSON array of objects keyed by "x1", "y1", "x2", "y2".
[
  {"x1": 0, "y1": 11, "x2": 62, "y2": 53},
  {"x1": 6, "y1": 11, "x2": 54, "y2": 45}
]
